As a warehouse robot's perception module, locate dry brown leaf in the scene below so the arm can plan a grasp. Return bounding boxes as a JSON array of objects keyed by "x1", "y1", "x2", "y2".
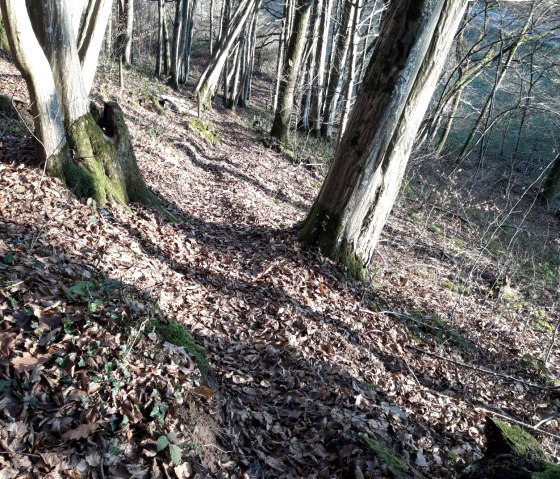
[
  {"x1": 11, "y1": 352, "x2": 47, "y2": 372},
  {"x1": 193, "y1": 386, "x2": 214, "y2": 402},
  {"x1": 60, "y1": 423, "x2": 100, "y2": 441}
]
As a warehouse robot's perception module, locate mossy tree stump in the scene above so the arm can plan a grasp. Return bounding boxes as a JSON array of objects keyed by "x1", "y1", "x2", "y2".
[
  {"x1": 461, "y1": 418, "x2": 560, "y2": 479},
  {"x1": 48, "y1": 101, "x2": 156, "y2": 207}
]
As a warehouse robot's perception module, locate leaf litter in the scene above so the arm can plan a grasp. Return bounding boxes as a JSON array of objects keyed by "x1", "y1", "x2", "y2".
[{"x1": 0, "y1": 55, "x2": 559, "y2": 478}]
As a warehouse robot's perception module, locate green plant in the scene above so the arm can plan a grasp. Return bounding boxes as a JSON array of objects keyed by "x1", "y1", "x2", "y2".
[
  {"x1": 157, "y1": 432, "x2": 182, "y2": 465},
  {"x1": 362, "y1": 435, "x2": 418, "y2": 478}
]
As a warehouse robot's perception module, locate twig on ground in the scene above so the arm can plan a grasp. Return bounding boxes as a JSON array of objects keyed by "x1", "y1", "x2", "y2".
[
  {"x1": 474, "y1": 406, "x2": 560, "y2": 441},
  {"x1": 408, "y1": 344, "x2": 556, "y2": 391}
]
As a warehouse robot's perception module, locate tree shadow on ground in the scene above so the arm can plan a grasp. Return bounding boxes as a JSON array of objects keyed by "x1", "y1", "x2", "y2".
[{"x1": 103, "y1": 194, "x2": 558, "y2": 473}]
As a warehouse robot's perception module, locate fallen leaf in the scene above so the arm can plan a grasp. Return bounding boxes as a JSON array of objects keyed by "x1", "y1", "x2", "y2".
[{"x1": 61, "y1": 423, "x2": 99, "y2": 440}]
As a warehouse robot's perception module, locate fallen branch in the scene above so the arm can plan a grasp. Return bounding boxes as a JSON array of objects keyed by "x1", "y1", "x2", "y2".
[
  {"x1": 474, "y1": 406, "x2": 560, "y2": 441},
  {"x1": 407, "y1": 344, "x2": 556, "y2": 391}
]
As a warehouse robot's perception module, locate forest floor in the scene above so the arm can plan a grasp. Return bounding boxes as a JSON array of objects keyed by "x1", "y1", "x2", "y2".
[{"x1": 0, "y1": 54, "x2": 559, "y2": 479}]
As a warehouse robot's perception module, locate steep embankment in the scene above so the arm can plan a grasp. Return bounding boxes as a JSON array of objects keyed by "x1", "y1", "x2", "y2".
[{"x1": 1, "y1": 56, "x2": 559, "y2": 478}]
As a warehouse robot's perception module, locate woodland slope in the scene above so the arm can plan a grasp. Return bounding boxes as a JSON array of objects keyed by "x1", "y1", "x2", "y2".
[{"x1": 0, "y1": 56, "x2": 559, "y2": 478}]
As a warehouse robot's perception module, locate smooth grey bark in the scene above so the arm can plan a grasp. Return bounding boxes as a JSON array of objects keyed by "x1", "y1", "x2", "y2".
[
  {"x1": 310, "y1": 0, "x2": 332, "y2": 135},
  {"x1": 301, "y1": 0, "x2": 468, "y2": 278},
  {"x1": 298, "y1": 0, "x2": 322, "y2": 131},
  {"x1": 124, "y1": 0, "x2": 133, "y2": 64},
  {"x1": 0, "y1": 0, "x2": 66, "y2": 161},
  {"x1": 156, "y1": 0, "x2": 164, "y2": 77},
  {"x1": 170, "y1": 0, "x2": 184, "y2": 88},
  {"x1": 273, "y1": 0, "x2": 290, "y2": 112}
]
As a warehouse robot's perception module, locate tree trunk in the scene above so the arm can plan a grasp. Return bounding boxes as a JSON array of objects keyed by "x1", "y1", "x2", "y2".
[
  {"x1": 194, "y1": 0, "x2": 259, "y2": 108},
  {"x1": 270, "y1": 0, "x2": 312, "y2": 142},
  {"x1": 0, "y1": 7, "x2": 10, "y2": 52},
  {"x1": 163, "y1": 8, "x2": 171, "y2": 74},
  {"x1": 320, "y1": 0, "x2": 353, "y2": 140},
  {"x1": 539, "y1": 154, "x2": 560, "y2": 207},
  {"x1": 156, "y1": 0, "x2": 164, "y2": 77},
  {"x1": 310, "y1": 0, "x2": 332, "y2": 135},
  {"x1": 77, "y1": 0, "x2": 114, "y2": 93},
  {"x1": 170, "y1": 0, "x2": 184, "y2": 89},
  {"x1": 209, "y1": 0, "x2": 215, "y2": 55},
  {"x1": 337, "y1": 0, "x2": 362, "y2": 141},
  {"x1": 124, "y1": 0, "x2": 133, "y2": 65},
  {"x1": 300, "y1": 0, "x2": 468, "y2": 279},
  {"x1": 272, "y1": 0, "x2": 290, "y2": 112},
  {"x1": 1, "y1": 0, "x2": 154, "y2": 208},
  {"x1": 298, "y1": 0, "x2": 322, "y2": 131}
]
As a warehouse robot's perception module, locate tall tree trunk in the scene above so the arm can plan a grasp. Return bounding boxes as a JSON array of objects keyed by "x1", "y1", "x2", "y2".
[
  {"x1": 310, "y1": 0, "x2": 332, "y2": 135},
  {"x1": 1, "y1": 0, "x2": 154, "y2": 207},
  {"x1": 124, "y1": 0, "x2": 133, "y2": 64},
  {"x1": 0, "y1": 8, "x2": 9, "y2": 52},
  {"x1": 320, "y1": 0, "x2": 353, "y2": 140},
  {"x1": 156, "y1": 0, "x2": 164, "y2": 77},
  {"x1": 298, "y1": 0, "x2": 322, "y2": 131},
  {"x1": 170, "y1": 0, "x2": 184, "y2": 88},
  {"x1": 0, "y1": 0, "x2": 66, "y2": 162},
  {"x1": 270, "y1": 0, "x2": 312, "y2": 141},
  {"x1": 77, "y1": 0, "x2": 114, "y2": 94},
  {"x1": 272, "y1": 0, "x2": 290, "y2": 112},
  {"x1": 209, "y1": 0, "x2": 215, "y2": 55},
  {"x1": 163, "y1": 8, "x2": 171, "y2": 74},
  {"x1": 194, "y1": 0, "x2": 259, "y2": 108},
  {"x1": 337, "y1": 0, "x2": 362, "y2": 141},
  {"x1": 301, "y1": 0, "x2": 468, "y2": 279}
]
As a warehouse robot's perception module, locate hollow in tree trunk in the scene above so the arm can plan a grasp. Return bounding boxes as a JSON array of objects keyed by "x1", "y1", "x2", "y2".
[{"x1": 1, "y1": 0, "x2": 155, "y2": 207}]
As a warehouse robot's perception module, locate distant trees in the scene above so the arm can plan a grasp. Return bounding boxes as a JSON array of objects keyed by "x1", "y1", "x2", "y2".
[
  {"x1": 0, "y1": 0, "x2": 154, "y2": 206},
  {"x1": 194, "y1": 0, "x2": 260, "y2": 108},
  {"x1": 301, "y1": 0, "x2": 468, "y2": 278},
  {"x1": 421, "y1": 1, "x2": 560, "y2": 199}
]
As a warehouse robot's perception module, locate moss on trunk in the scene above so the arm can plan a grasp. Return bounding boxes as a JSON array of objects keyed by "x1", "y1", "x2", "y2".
[
  {"x1": 461, "y1": 418, "x2": 560, "y2": 479},
  {"x1": 47, "y1": 101, "x2": 155, "y2": 207},
  {"x1": 300, "y1": 202, "x2": 365, "y2": 281},
  {"x1": 0, "y1": 13, "x2": 9, "y2": 53}
]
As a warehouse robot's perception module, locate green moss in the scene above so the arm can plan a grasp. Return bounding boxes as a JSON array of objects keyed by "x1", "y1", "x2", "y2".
[
  {"x1": 50, "y1": 105, "x2": 157, "y2": 209},
  {"x1": 0, "y1": 95, "x2": 13, "y2": 114},
  {"x1": 151, "y1": 320, "x2": 209, "y2": 375},
  {"x1": 333, "y1": 242, "x2": 365, "y2": 282},
  {"x1": 0, "y1": 14, "x2": 9, "y2": 53},
  {"x1": 188, "y1": 118, "x2": 220, "y2": 145},
  {"x1": 426, "y1": 223, "x2": 442, "y2": 236},
  {"x1": 534, "y1": 463, "x2": 560, "y2": 479},
  {"x1": 363, "y1": 436, "x2": 419, "y2": 478},
  {"x1": 62, "y1": 116, "x2": 114, "y2": 205},
  {"x1": 0, "y1": 123, "x2": 25, "y2": 136},
  {"x1": 300, "y1": 203, "x2": 365, "y2": 281},
  {"x1": 493, "y1": 419, "x2": 544, "y2": 461}
]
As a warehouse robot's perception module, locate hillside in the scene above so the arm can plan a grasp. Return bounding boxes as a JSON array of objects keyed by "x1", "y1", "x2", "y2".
[{"x1": 1, "y1": 55, "x2": 559, "y2": 478}]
